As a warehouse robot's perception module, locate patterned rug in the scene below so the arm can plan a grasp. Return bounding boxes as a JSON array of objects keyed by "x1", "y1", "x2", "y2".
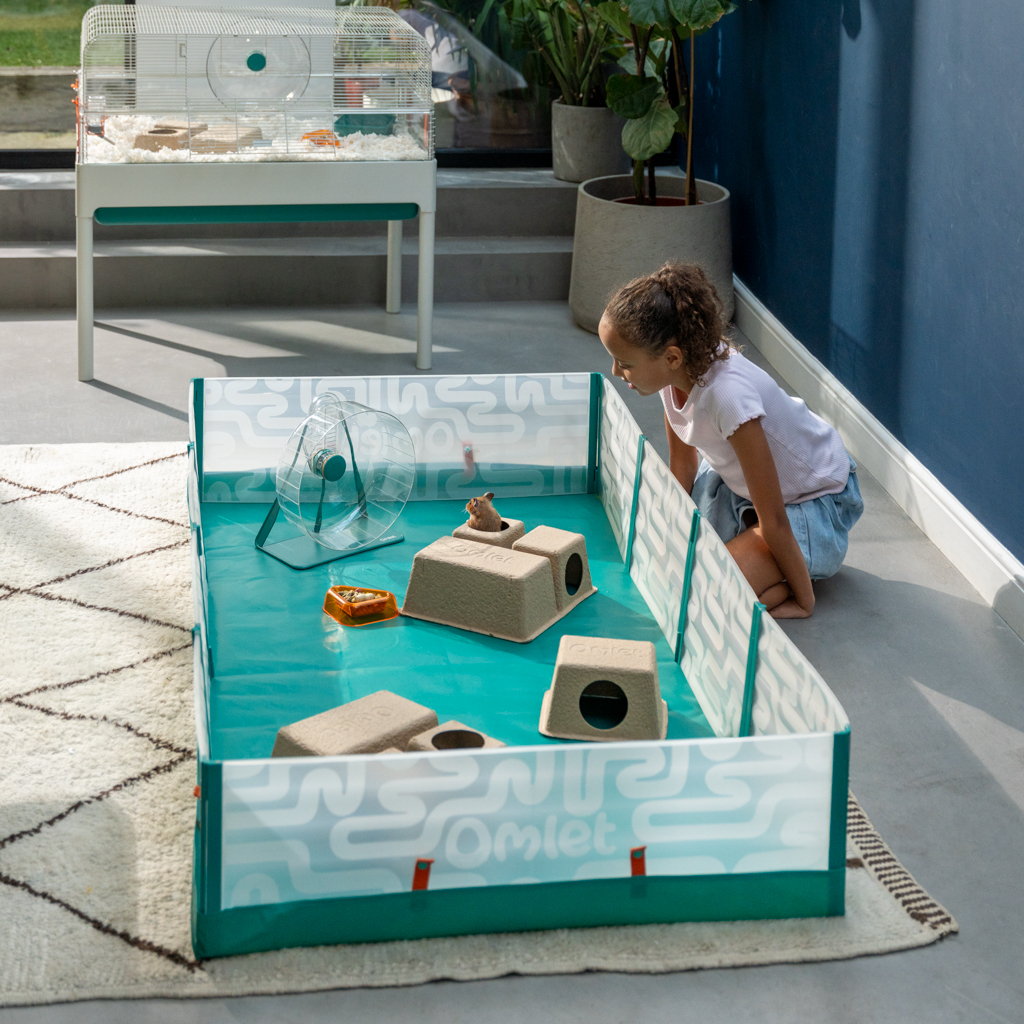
[{"x1": 0, "y1": 443, "x2": 957, "y2": 1007}]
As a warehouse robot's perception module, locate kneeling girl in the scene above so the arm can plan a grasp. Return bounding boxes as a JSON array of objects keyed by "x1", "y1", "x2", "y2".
[{"x1": 599, "y1": 263, "x2": 863, "y2": 619}]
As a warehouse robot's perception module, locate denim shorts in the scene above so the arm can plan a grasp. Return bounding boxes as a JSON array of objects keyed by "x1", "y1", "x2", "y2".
[{"x1": 690, "y1": 458, "x2": 864, "y2": 580}]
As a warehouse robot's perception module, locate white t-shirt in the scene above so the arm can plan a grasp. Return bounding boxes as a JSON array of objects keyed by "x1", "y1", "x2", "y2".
[{"x1": 660, "y1": 350, "x2": 849, "y2": 504}]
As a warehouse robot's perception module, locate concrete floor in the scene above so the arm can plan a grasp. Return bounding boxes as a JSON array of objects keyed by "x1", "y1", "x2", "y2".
[{"x1": 2, "y1": 303, "x2": 1024, "y2": 1023}]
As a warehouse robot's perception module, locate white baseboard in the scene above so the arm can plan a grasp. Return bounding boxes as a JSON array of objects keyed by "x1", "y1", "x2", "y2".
[{"x1": 733, "y1": 275, "x2": 1024, "y2": 642}]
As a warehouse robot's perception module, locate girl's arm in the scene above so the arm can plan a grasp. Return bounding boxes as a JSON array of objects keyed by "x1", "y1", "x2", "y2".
[
  {"x1": 665, "y1": 413, "x2": 700, "y2": 493},
  {"x1": 727, "y1": 418, "x2": 815, "y2": 619}
]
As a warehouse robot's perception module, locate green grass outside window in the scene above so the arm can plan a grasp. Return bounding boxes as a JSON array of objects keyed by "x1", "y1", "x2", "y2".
[{"x1": 0, "y1": 0, "x2": 117, "y2": 67}]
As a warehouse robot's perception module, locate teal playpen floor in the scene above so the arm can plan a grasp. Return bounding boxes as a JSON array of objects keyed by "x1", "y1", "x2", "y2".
[{"x1": 200, "y1": 494, "x2": 714, "y2": 761}]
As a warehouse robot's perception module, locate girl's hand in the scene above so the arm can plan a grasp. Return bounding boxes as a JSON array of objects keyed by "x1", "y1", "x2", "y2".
[{"x1": 767, "y1": 597, "x2": 814, "y2": 620}]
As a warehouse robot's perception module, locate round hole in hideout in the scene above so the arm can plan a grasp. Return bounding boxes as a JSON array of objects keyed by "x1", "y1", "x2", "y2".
[
  {"x1": 579, "y1": 680, "x2": 628, "y2": 730},
  {"x1": 431, "y1": 729, "x2": 485, "y2": 749},
  {"x1": 246, "y1": 51, "x2": 267, "y2": 72},
  {"x1": 564, "y1": 552, "x2": 583, "y2": 595}
]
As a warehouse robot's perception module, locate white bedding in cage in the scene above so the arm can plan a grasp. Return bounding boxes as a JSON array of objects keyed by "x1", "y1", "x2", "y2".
[{"x1": 85, "y1": 114, "x2": 428, "y2": 163}]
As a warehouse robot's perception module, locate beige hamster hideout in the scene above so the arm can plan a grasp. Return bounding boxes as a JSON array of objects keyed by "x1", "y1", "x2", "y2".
[
  {"x1": 400, "y1": 526, "x2": 598, "y2": 642},
  {"x1": 77, "y1": 5, "x2": 434, "y2": 164}
]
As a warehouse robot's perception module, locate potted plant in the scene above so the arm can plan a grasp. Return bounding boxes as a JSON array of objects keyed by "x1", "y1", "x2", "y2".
[
  {"x1": 506, "y1": 0, "x2": 631, "y2": 182},
  {"x1": 568, "y1": 0, "x2": 741, "y2": 331}
]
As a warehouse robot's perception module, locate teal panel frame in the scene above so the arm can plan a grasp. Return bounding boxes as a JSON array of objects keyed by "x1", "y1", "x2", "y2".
[
  {"x1": 193, "y1": 867, "x2": 843, "y2": 958},
  {"x1": 623, "y1": 434, "x2": 647, "y2": 570},
  {"x1": 197, "y1": 760, "x2": 223, "y2": 916},
  {"x1": 94, "y1": 203, "x2": 419, "y2": 226},
  {"x1": 673, "y1": 507, "x2": 702, "y2": 663},
  {"x1": 587, "y1": 372, "x2": 603, "y2": 494},
  {"x1": 739, "y1": 601, "x2": 766, "y2": 737},
  {"x1": 829, "y1": 728, "x2": 851, "y2": 879},
  {"x1": 191, "y1": 379, "x2": 204, "y2": 488}
]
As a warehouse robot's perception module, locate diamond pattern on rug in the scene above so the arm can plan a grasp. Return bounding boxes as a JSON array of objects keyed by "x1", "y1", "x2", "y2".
[
  {"x1": 0, "y1": 594, "x2": 190, "y2": 698},
  {"x1": 65, "y1": 460, "x2": 192, "y2": 528},
  {"x1": 28, "y1": 646, "x2": 196, "y2": 753},
  {"x1": 0, "y1": 443, "x2": 201, "y2": 981},
  {"x1": 0, "y1": 494, "x2": 186, "y2": 591}
]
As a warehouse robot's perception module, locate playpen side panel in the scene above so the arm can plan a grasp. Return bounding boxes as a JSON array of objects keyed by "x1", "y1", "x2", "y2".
[
  {"x1": 676, "y1": 516, "x2": 850, "y2": 737},
  {"x1": 199, "y1": 374, "x2": 592, "y2": 502},
  {"x1": 215, "y1": 733, "x2": 834, "y2": 910},
  {"x1": 753, "y1": 616, "x2": 850, "y2": 735},
  {"x1": 598, "y1": 384, "x2": 640, "y2": 561},
  {"x1": 188, "y1": 431, "x2": 212, "y2": 762},
  {"x1": 628, "y1": 444, "x2": 698, "y2": 650},
  {"x1": 678, "y1": 518, "x2": 759, "y2": 738}
]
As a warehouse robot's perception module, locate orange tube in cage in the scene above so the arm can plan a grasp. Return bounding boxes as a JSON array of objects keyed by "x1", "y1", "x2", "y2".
[{"x1": 72, "y1": 79, "x2": 80, "y2": 156}]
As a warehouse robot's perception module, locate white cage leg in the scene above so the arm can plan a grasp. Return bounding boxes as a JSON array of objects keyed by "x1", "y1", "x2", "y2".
[
  {"x1": 416, "y1": 210, "x2": 434, "y2": 371},
  {"x1": 77, "y1": 215, "x2": 94, "y2": 382},
  {"x1": 386, "y1": 220, "x2": 402, "y2": 314}
]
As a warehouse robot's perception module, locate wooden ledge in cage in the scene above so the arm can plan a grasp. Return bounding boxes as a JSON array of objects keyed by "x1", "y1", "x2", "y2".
[{"x1": 191, "y1": 124, "x2": 264, "y2": 154}]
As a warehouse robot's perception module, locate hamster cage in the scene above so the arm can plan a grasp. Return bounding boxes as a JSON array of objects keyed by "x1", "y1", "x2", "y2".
[
  {"x1": 77, "y1": 5, "x2": 434, "y2": 163},
  {"x1": 74, "y1": 7, "x2": 438, "y2": 382}
]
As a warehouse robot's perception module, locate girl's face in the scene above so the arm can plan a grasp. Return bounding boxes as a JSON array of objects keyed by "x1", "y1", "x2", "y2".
[{"x1": 598, "y1": 316, "x2": 688, "y2": 396}]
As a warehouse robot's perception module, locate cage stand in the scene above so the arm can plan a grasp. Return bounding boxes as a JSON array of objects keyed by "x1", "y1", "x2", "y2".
[{"x1": 75, "y1": 160, "x2": 437, "y2": 380}]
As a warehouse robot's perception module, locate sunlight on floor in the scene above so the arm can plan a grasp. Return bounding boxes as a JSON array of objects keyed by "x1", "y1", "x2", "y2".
[{"x1": 245, "y1": 319, "x2": 459, "y2": 355}]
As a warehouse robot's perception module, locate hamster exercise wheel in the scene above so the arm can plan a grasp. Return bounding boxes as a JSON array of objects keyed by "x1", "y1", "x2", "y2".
[
  {"x1": 206, "y1": 30, "x2": 312, "y2": 103},
  {"x1": 255, "y1": 394, "x2": 416, "y2": 569}
]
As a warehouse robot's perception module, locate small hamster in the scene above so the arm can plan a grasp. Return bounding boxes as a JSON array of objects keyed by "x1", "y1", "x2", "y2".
[{"x1": 466, "y1": 492, "x2": 502, "y2": 532}]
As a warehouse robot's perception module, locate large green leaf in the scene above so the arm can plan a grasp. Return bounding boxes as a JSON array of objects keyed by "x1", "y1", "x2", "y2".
[
  {"x1": 665, "y1": 0, "x2": 735, "y2": 29},
  {"x1": 625, "y1": 0, "x2": 672, "y2": 27},
  {"x1": 607, "y1": 73, "x2": 663, "y2": 119},
  {"x1": 673, "y1": 101, "x2": 687, "y2": 135},
  {"x1": 596, "y1": 1, "x2": 632, "y2": 37},
  {"x1": 621, "y1": 96, "x2": 678, "y2": 160}
]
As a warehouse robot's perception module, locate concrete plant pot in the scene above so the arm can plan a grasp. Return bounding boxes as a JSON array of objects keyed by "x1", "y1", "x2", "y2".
[
  {"x1": 551, "y1": 100, "x2": 630, "y2": 184},
  {"x1": 568, "y1": 174, "x2": 733, "y2": 333}
]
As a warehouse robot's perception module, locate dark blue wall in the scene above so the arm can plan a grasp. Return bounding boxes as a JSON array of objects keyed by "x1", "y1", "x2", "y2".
[{"x1": 693, "y1": 0, "x2": 1024, "y2": 562}]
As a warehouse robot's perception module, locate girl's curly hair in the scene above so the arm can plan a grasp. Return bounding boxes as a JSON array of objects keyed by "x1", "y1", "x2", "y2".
[{"x1": 603, "y1": 263, "x2": 728, "y2": 384}]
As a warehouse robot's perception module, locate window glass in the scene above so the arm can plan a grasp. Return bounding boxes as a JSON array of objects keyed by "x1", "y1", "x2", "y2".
[
  {"x1": 383, "y1": 0, "x2": 552, "y2": 151},
  {"x1": 1, "y1": 1, "x2": 116, "y2": 150},
  {"x1": 0, "y1": 0, "x2": 553, "y2": 154}
]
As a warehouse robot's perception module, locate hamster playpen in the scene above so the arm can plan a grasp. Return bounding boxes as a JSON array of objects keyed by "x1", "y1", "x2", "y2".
[
  {"x1": 75, "y1": 6, "x2": 437, "y2": 380},
  {"x1": 187, "y1": 373, "x2": 851, "y2": 958}
]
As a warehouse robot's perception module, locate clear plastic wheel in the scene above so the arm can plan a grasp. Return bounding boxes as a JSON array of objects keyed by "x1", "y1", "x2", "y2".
[
  {"x1": 275, "y1": 394, "x2": 416, "y2": 551},
  {"x1": 206, "y1": 31, "x2": 311, "y2": 102}
]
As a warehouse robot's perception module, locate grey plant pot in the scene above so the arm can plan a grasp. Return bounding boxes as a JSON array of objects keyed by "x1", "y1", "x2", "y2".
[
  {"x1": 568, "y1": 174, "x2": 733, "y2": 333},
  {"x1": 551, "y1": 100, "x2": 631, "y2": 184}
]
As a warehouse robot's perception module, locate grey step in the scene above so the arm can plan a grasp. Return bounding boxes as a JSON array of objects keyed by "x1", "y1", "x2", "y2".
[
  {"x1": 0, "y1": 235, "x2": 574, "y2": 307},
  {"x1": 0, "y1": 168, "x2": 579, "y2": 242}
]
